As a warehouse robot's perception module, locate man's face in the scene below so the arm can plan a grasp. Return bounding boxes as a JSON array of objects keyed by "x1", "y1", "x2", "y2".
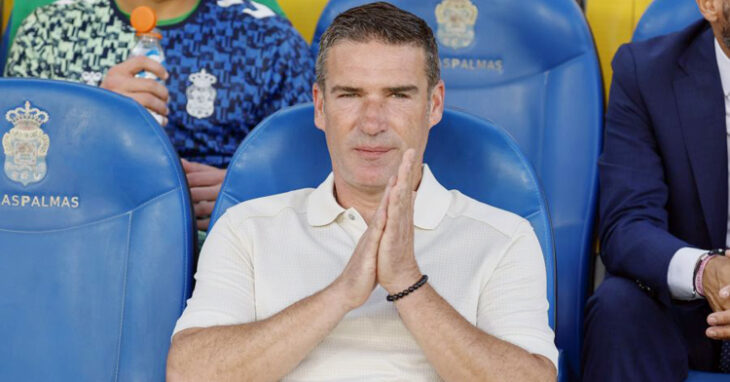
[{"x1": 313, "y1": 40, "x2": 444, "y2": 192}]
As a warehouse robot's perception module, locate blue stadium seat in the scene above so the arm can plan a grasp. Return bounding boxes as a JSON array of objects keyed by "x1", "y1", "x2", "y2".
[
  {"x1": 210, "y1": 102, "x2": 559, "y2": 374},
  {"x1": 0, "y1": 78, "x2": 194, "y2": 380},
  {"x1": 633, "y1": 2, "x2": 725, "y2": 381},
  {"x1": 632, "y1": 0, "x2": 702, "y2": 42},
  {"x1": 312, "y1": 2, "x2": 603, "y2": 379},
  {"x1": 685, "y1": 372, "x2": 730, "y2": 381}
]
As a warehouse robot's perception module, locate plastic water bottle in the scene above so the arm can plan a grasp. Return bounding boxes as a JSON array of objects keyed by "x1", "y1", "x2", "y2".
[{"x1": 130, "y1": 6, "x2": 166, "y2": 124}]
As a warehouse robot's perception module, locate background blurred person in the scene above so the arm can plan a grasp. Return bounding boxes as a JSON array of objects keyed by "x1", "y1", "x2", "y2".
[
  {"x1": 4, "y1": 0, "x2": 315, "y2": 231},
  {"x1": 1, "y1": 0, "x2": 285, "y2": 55}
]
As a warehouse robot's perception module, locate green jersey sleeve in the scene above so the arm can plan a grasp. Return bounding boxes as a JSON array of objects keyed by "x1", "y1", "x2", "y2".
[{"x1": 4, "y1": 8, "x2": 52, "y2": 78}]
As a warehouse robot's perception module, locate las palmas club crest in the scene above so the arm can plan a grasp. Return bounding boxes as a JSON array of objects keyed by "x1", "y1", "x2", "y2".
[
  {"x1": 186, "y1": 69, "x2": 218, "y2": 119},
  {"x1": 435, "y1": 0, "x2": 479, "y2": 49},
  {"x1": 2, "y1": 101, "x2": 50, "y2": 186}
]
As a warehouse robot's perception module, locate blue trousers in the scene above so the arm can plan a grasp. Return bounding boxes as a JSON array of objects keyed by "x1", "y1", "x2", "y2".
[{"x1": 582, "y1": 275, "x2": 720, "y2": 381}]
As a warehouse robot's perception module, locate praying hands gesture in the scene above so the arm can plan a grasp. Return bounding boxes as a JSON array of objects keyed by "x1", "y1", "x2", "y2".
[
  {"x1": 376, "y1": 149, "x2": 423, "y2": 295},
  {"x1": 333, "y1": 149, "x2": 423, "y2": 309}
]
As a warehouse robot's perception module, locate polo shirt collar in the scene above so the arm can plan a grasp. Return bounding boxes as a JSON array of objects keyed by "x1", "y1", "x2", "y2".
[
  {"x1": 306, "y1": 173, "x2": 345, "y2": 226},
  {"x1": 306, "y1": 164, "x2": 452, "y2": 230},
  {"x1": 413, "y1": 165, "x2": 452, "y2": 230}
]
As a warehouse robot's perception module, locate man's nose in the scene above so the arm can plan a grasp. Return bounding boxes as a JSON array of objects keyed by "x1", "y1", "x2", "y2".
[{"x1": 358, "y1": 97, "x2": 387, "y2": 135}]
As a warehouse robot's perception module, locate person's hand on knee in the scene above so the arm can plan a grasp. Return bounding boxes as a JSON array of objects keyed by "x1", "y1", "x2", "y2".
[
  {"x1": 181, "y1": 159, "x2": 226, "y2": 230},
  {"x1": 703, "y1": 253, "x2": 730, "y2": 339},
  {"x1": 706, "y1": 308, "x2": 730, "y2": 340}
]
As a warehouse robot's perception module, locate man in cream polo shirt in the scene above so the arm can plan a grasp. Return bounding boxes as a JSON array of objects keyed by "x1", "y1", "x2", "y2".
[{"x1": 166, "y1": 3, "x2": 557, "y2": 381}]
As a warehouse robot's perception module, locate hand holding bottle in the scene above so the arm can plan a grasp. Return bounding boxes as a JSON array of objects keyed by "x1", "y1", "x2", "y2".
[
  {"x1": 101, "y1": 56, "x2": 169, "y2": 125},
  {"x1": 102, "y1": 6, "x2": 169, "y2": 125}
]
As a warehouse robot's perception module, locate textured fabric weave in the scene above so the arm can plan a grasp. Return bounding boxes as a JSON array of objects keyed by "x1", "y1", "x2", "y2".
[
  {"x1": 4, "y1": 0, "x2": 286, "y2": 56},
  {"x1": 5, "y1": 0, "x2": 314, "y2": 167},
  {"x1": 719, "y1": 341, "x2": 730, "y2": 374},
  {"x1": 720, "y1": 341, "x2": 730, "y2": 373}
]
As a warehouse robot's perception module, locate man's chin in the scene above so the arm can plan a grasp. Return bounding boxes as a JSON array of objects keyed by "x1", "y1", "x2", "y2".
[
  {"x1": 349, "y1": 169, "x2": 393, "y2": 191},
  {"x1": 353, "y1": 177, "x2": 390, "y2": 192}
]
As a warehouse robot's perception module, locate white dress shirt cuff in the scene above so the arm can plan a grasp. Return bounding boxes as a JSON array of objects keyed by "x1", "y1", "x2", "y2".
[{"x1": 667, "y1": 247, "x2": 707, "y2": 300}]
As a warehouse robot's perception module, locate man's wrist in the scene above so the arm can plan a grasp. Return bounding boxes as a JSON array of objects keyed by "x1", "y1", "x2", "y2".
[
  {"x1": 382, "y1": 269, "x2": 423, "y2": 295},
  {"x1": 695, "y1": 253, "x2": 717, "y2": 297},
  {"x1": 701, "y1": 254, "x2": 728, "y2": 298},
  {"x1": 323, "y1": 279, "x2": 361, "y2": 315},
  {"x1": 387, "y1": 275, "x2": 428, "y2": 302},
  {"x1": 695, "y1": 248, "x2": 727, "y2": 297}
]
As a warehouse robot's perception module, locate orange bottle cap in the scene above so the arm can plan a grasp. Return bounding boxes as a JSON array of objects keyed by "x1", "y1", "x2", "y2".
[{"x1": 130, "y1": 6, "x2": 157, "y2": 34}]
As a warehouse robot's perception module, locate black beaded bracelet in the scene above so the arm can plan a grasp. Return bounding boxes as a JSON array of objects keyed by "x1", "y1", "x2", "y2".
[{"x1": 386, "y1": 275, "x2": 428, "y2": 302}]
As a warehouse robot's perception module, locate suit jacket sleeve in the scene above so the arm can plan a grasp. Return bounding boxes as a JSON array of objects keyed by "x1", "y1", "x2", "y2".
[{"x1": 598, "y1": 44, "x2": 692, "y2": 305}]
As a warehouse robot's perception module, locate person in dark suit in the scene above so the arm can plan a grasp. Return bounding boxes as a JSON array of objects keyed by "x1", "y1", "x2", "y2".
[{"x1": 583, "y1": 1, "x2": 730, "y2": 380}]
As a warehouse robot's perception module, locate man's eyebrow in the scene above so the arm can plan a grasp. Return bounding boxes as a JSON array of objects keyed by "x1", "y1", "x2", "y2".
[
  {"x1": 330, "y1": 86, "x2": 362, "y2": 93},
  {"x1": 385, "y1": 86, "x2": 419, "y2": 94}
]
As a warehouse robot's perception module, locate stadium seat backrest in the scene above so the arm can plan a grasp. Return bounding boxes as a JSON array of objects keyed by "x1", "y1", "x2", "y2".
[
  {"x1": 279, "y1": 0, "x2": 329, "y2": 43},
  {"x1": 1, "y1": 0, "x2": 11, "y2": 30},
  {"x1": 312, "y1": 1, "x2": 602, "y2": 379},
  {"x1": 1, "y1": 0, "x2": 11, "y2": 39},
  {"x1": 210, "y1": 103, "x2": 556, "y2": 331},
  {"x1": 0, "y1": 78, "x2": 194, "y2": 381},
  {"x1": 585, "y1": 0, "x2": 653, "y2": 100},
  {"x1": 633, "y1": 0, "x2": 702, "y2": 42}
]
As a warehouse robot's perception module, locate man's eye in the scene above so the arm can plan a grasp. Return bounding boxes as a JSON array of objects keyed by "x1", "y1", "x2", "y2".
[
  {"x1": 391, "y1": 93, "x2": 409, "y2": 99},
  {"x1": 338, "y1": 93, "x2": 357, "y2": 98}
]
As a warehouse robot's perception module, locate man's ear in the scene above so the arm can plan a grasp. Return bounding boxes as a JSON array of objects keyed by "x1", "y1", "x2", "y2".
[
  {"x1": 697, "y1": 0, "x2": 721, "y2": 23},
  {"x1": 313, "y1": 83, "x2": 326, "y2": 132},
  {"x1": 428, "y1": 80, "x2": 445, "y2": 130}
]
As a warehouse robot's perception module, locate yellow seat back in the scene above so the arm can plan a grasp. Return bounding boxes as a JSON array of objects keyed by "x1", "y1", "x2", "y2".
[
  {"x1": 585, "y1": 0, "x2": 652, "y2": 100},
  {"x1": 279, "y1": 0, "x2": 328, "y2": 44},
  {"x1": 2, "y1": 0, "x2": 13, "y2": 33}
]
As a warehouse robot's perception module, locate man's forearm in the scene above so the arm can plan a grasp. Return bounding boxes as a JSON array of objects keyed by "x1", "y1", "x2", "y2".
[
  {"x1": 167, "y1": 284, "x2": 351, "y2": 382},
  {"x1": 395, "y1": 285, "x2": 556, "y2": 382}
]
